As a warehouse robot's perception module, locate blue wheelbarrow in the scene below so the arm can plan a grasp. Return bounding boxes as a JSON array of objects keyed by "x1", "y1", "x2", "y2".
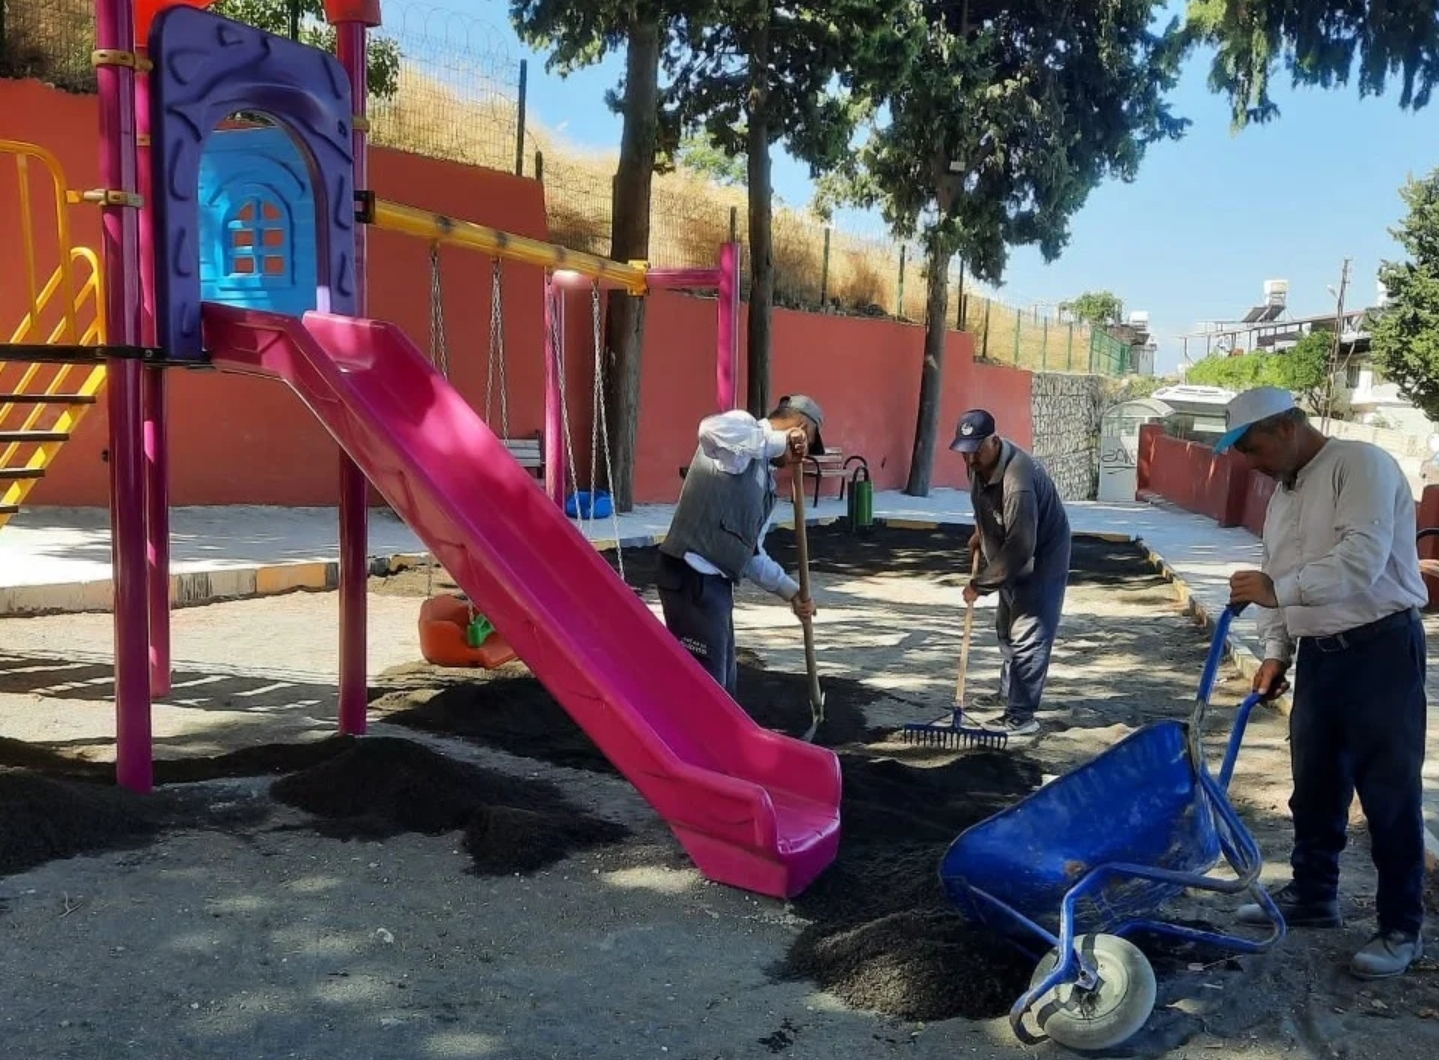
[{"x1": 939, "y1": 604, "x2": 1287, "y2": 1051}]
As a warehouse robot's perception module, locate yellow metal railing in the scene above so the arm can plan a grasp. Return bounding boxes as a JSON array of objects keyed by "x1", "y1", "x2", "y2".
[
  {"x1": 0, "y1": 139, "x2": 89, "y2": 346},
  {"x1": 0, "y1": 140, "x2": 108, "y2": 526},
  {"x1": 369, "y1": 196, "x2": 650, "y2": 295}
]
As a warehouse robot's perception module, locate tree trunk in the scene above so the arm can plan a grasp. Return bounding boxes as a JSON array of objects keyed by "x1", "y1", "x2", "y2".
[
  {"x1": 744, "y1": 14, "x2": 774, "y2": 418},
  {"x1": 906, "y1": 237, "x2": 954, "y2": 497},
  {"x1": 601, "y1": 11, "x2": 661, "y2": 512}
]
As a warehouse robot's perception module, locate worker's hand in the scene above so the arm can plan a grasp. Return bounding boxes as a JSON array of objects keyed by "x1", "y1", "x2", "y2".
[
  {"x1": 963, "y1": 582, "x2": 980, "y2": 606},
  {"x1": 791, "y1": 595, "x2": 817, "y2": 620},
  {"x1": 1252, "y1": 658, "x2": 1290, "y2": 701},
  {"x1": 785, "y1": 427, "x2": 809, "y2": 464},
  {"x1": 1229, "y1": 570, "x2": 1278, "y2": 609},
  {"x1": 1420, "y1": 558, "x2": 1439, "y2": 579}
]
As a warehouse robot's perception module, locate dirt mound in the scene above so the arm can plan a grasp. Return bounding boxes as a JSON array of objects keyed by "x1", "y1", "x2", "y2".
[
  {"x1": 776, "y1": 749, "x2": 1044, "y2": 1021},
  {"x1": 787, "y1": 910, "x2": 1033, "y2": 1022},
  {"x1": 0, "y1": 769, "x2": 162, "y2": 878},
  {"x1": 373, "y1": 649, "x2": 876, "y2": 771},
  {"x1": 602, "y1": 526, "x2": 1158, "y2": 593},
  {"x1": 270, "y1": 736, "x2": 627, "y2": 874}
]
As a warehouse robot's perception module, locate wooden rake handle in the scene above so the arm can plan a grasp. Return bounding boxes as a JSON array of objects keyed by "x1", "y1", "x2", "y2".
[{"x1": 954, "y1": 547, "x2": 981, "y2": 708}]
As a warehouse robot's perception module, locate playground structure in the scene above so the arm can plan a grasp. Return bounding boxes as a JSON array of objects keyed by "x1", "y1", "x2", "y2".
[{"x1": 0, "y1": 0, "x2": 842, "y2": 900}]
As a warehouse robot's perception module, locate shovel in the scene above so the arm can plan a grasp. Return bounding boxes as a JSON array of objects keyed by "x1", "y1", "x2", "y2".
[{"x1": 790, "y1": 468, "x2": 825, "y2": 742}]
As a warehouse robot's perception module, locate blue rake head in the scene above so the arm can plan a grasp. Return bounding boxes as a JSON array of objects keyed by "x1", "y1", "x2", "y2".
[{"x1": 900, "y1": 712, "x2": 1009, "y2": 750}]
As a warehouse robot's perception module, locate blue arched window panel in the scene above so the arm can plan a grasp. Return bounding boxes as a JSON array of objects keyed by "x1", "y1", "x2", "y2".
[{"x1": 198, "y1": 126, "x2": 318, "y2": 317}]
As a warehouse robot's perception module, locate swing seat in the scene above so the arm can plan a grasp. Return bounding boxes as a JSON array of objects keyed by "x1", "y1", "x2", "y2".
[{"x1": 418, "y1": 594, "x2": 518, "y2": 669}]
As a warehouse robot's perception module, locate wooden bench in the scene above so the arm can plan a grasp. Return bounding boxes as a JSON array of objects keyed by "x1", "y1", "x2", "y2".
[{"x1": 680, "y1": 446, "x2": 862, "y2": 508}]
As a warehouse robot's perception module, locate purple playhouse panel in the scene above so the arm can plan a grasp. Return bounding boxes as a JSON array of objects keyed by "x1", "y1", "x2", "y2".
[{"x1": 148, "y1": 6, "x2": 356, "y2": 358}]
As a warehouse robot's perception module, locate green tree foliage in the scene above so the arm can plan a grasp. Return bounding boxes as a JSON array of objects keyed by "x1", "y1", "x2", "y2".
[
  {"x1": 509, "y1": 0, "x2": 681, "y2": 511},
  {"x1": 676, "y1": 129, "x2": 747, "y2": 186},
  {"x1": 1186, "y1": 0, "x2": 1439, "y2": 129},
  {"x1": 1065, "y1": 291, "x2": 1125, "y2": 328},
  {"x1": 210, "y1": 0, "x2": 401, "y2": 98},
  {"x1": 822, "y1": 1, "x2": 1188, "y2": 495},
  {"x1": 1184, "y1": 330, "x2": 1330, "y2": 409},
  {"x1": 662, "y1": 2, "x2": 873, "y2": 415},
  {"x1": 1371, "y1": 170, "x2": 1439, "y2": 421}
]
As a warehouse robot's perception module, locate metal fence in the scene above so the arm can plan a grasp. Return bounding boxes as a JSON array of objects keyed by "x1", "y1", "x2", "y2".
[
  {"x1": 0, "y1": 0, "x2": 1134, "y2": 377},
  {"x1": 960, "y1": 294, "x2": 1110, "y2": 374}
]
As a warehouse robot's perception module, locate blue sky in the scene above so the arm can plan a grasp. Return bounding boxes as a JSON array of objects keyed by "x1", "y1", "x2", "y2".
[{"x1": 430, "y1": 2, "x2": 1438, "y2": 375}]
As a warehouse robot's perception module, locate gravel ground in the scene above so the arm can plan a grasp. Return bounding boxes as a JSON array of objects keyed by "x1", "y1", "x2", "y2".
[{"x1": 0, "y1": 527, "x2": 1434, "y2": 1059}]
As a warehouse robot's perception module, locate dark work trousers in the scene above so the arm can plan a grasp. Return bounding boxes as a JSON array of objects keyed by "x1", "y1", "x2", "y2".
[
  {"x1": 1289, "y1": 607, "x2": 1427, "y2": 936},
  {"x1": 657, "y1": 553, "x2": 739, "y2": 696},
  {"x1": 996, "y1": 551, "x2": 1071, "y2": 722}
]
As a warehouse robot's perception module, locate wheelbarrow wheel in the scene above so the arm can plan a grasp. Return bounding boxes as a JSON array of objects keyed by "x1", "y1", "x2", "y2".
[{"x1": 1027, "y1": 933, "x2": 1157, "y2": 1052}]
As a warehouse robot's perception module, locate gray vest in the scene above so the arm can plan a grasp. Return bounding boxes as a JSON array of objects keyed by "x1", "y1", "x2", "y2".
[{"x1": 660, "y1": 445, "x2": 777, "y2": 581}]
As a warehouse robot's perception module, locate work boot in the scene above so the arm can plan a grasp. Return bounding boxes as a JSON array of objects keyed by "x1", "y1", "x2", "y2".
[
  {"x1": 1237, "y1": 882, "x2": 1342, "y2": 928},
  {"x1": 1350, "y1": 931, "x2": 1424, "y2": 980}
]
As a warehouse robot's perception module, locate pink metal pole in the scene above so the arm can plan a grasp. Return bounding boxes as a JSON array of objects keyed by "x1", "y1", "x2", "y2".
[
  {"x1": 646, "y1": 267, "x2": 721, "y2": 290},
  {"x1": 97, "y1": 0, "x2": 152, "y2": 792},
  {"x1": 136, "y1": 43, "x2": 171, "y2": 698},
  {"x1": 336, "y1": 21, "x2": 370, "y2": 736},
  {"x1": 716, "y1": 242, "x2": 741, "y2": 411},
  {"x1": 543, "y1": 277, "x2": 566, "y2": 508}
]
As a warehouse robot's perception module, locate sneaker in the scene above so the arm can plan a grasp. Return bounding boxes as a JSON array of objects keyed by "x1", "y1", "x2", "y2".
[
  {"x1": 1350, "y1": 931, "x2": 1424, "y2": 980},
  {"x1": 1237, "y1": 882, "x2": 1342, "y2": 928},
  {"x1": 983, "y1": 714, "x2": 1039, "y2": 737}
]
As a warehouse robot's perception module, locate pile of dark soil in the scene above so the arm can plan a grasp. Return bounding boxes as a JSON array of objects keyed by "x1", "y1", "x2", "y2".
[
  {"x1": 776, "y1": 750, "x2": 1046, "y2": 1022},
  {"x1": 270, "y1": 736, "x2": 628, "y2": 875},
  {"x1": 374, "y1": 647, "x2": 877, "y2": 770},
  {"x1": 0, "y1": 733, "x2": 355, "y2": 785},
  {"x1": 598, "y1": 524, "x2": 1161, "y2": 594},
  {"x1": 0, "y1": 768, "x2": 162, "y2": 878}
]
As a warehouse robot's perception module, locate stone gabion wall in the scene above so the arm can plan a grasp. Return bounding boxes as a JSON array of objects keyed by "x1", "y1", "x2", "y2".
[{"x1": 1030, "y1": 372, "x2": 1108, "y2": 500}]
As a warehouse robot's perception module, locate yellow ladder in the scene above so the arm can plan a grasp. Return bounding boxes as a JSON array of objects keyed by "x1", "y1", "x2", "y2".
[{"x1": 0, "y1": 139, "x2": 108, "y2": 531}]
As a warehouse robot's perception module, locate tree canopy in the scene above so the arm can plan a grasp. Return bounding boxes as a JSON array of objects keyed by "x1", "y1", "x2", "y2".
[
  {"x1": 1186, "y1": 0, "x2": 1439, "y2": 128},
  {"x1": 817, "y1": 0, "x2": 1189, "y2": 493},
  {"x1": 1184, "y1": 330, "x2": 1330, "y2": 409},
  {"x1": 1065, "y1": 291, "x2": 1125, "y2": 328},
  {"x1": 211, "y1": 0, "x2": 401, "y2": 97},
  {"x1": 1371, "y1": 169, "x2": 1439, "y2": 422}
]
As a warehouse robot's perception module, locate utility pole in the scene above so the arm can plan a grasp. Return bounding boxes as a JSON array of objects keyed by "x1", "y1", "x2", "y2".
[{"x1": 1320, "y1": 257, "x2": 1352, "y2": 433}]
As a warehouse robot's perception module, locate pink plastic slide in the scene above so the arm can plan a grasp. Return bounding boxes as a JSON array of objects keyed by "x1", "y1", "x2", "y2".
[{"x1": 201, "y1": 304, "x2": 842, "y2": 898}]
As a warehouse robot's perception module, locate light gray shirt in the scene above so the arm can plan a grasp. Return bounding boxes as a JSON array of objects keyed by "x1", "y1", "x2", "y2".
[
  {"x1": 682, "y1": 411, "x2": 801, "y2": 600},
  {"x1": 1256, "y1": 438, "x2": 1427, "y2": 663}
]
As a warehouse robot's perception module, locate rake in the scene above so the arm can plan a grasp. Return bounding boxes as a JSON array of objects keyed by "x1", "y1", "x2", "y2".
[{"x1": 900, "y1": 550, "x2": 1008, "y2": 750}]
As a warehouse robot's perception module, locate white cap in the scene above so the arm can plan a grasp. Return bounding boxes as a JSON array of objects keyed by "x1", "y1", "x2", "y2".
[{"x1": 1213, "y1": 386, "x2": 1297, "y2": 453}]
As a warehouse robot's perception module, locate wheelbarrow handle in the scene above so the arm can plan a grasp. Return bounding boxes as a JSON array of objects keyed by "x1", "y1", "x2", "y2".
[{"x1": 1190, "y1": 603, "x2": 1260, "y2": 788}]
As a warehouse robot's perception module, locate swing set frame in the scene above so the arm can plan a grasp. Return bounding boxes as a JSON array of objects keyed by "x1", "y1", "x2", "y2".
[{"x1": 361, "y1": 193, "x2": 745, "y2": 515}]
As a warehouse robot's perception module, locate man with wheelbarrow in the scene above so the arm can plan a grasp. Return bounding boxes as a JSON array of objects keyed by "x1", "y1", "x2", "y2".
[
  {"x1": 656, "y1": 396, "x2": 824, "y2": 697},
  {"x1": 1221, "y1": 385, "x2": 1428, "y2": 980},
  {"x1": 951, "y1": 409, "x2": 1072, "y2": 738}
]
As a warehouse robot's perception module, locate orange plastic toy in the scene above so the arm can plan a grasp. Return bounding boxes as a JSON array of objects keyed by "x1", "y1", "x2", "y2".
[{"x1": 418, "y1": 594, "x2": 518, "y2": 669}]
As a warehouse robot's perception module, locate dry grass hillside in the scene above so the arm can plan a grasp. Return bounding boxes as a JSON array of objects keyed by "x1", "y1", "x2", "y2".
[{"x1": 1, "y1": 0, "x2": 1099, "y2": 371}]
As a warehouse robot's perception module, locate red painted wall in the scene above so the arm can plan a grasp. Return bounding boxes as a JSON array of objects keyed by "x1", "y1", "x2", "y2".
[
  {"x1": 1138, "y1": 424, "x2": 1439, "y2": 608},
  {"x1": 1, "y1": 79, "x2": 1033, "y2": 509}
]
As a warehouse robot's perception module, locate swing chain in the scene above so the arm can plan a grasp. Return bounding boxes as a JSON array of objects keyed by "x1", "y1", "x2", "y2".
[
  {"x1": 547, "y1": 274, "x2": 583, "y2": 535},
  {"x1": 428, "y1": 242, "x2": 450, "y2": 380},
  {"x1": 591, "y1": 281, "x2": 624, "y2": 580},
  {"x1": 487, "y1": 258, "x2": 511, "y2": 440},
  {"x1": 426, "y1": 244, "x2": 449, "y2": 597}
]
